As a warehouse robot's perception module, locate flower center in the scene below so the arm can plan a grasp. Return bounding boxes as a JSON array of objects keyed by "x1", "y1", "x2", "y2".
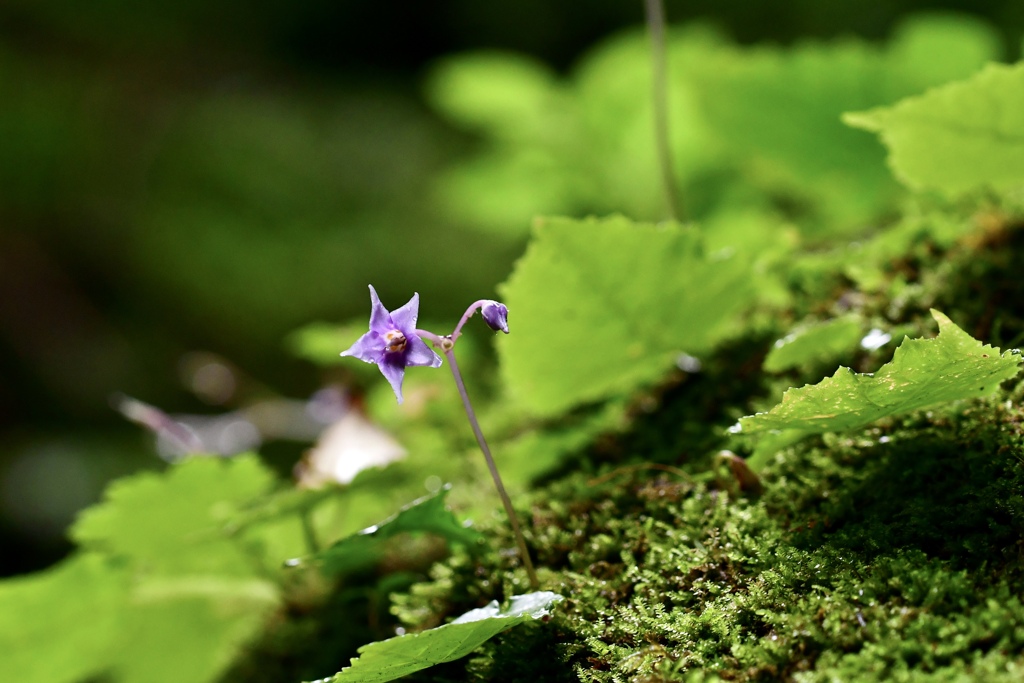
[{"x1": 383, "y1": 329, "x2": 407, "y2": 353}]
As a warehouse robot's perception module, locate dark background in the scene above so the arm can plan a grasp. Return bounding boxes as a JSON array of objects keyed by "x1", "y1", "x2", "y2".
[{"x1": 1, "y1": 0, "x2": 1021, "y2": 576}]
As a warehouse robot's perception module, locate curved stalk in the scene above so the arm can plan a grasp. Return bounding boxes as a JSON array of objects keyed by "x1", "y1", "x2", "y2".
[{"x1": 645, "y1": 0, "x2": 683, "y2": 221}]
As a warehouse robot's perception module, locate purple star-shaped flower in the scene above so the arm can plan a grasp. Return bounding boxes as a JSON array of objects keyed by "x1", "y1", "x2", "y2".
[{"x1": 341, "y1": 285, "x2": 442, "y2": 403}]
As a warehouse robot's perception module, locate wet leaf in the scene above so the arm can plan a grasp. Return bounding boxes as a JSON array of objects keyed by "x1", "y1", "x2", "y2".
[
  {"x1": 290, "y1": 486, "x2": 482, "y2": 576},
  {"x1": 763, "y1": 315, "x2": 864, "y2": 372},
  {"x1": 739, "y1": 310, "x2": 1021, "y2": 435},
  {"x1": 314, "y1": 592, "x2": 563, "y2": 682}
]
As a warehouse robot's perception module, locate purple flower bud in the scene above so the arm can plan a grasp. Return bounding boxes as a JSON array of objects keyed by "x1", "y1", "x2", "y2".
[
  {"x1": 340, "y1": 285, "x2": 442, "y2": 403},
  {"x1": 480, "y1": 301, "x2": 509, "y2": 334}
]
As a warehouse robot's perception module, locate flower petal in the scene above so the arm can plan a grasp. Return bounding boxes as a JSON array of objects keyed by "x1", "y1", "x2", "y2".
[
  {"x1": 481, "y1": 301, "x2": 509, "y2": 334},
  {"x1": 341, "y1": 331, "x2": 384, "y2": 363},
  {"x1": 390, "y1": 292, "x2": 420, "y2": 333},
  {"x1": 405, "y1": 334, "x2": 443, "y2": 368},
  {"x1": 378, "y1": 357, "x2": 407, "y2": 403},
  {"x1": 368, "y1": 285, "x2": 393, "y2": 334}
]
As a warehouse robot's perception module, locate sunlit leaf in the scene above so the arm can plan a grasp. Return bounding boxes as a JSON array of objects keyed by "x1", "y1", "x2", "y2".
[
  {"x1": 739, "y1": 310, "x2": 1021, "y2": 435},
  {"x1": 287, "y1": 321, "x2": 368, "y2": 367},
  {"x1": 498, "y1": 215, "x2": 756, "y2": 417},
  {"x1": 688, "y1": 14, "x2": 1000, "y2": 231},
  {"x1": 111, "y1": 579, "x2": 278, "y2": 683},
  {"x1": 426, "y1": 27, "x2": 721, "y2": 234},
  {"x1": 844, "y1": 62, "x2": 1024, "y2": 195},
  {"x1": 315, "y1": 591, "x2": 563, "y2": 682},
  {"x1": 290, "y1": 486, "x2": 482, "y2": 576},
  {"x1": 67, "y1": 455, "x2": 282, "y2": 683},
  {"x1": 0, "y1": 553, "x2": 122, "y2": 683},
  {"x1": 426, "y1": 52, "x2": 560, "y2": 141},
  {"x1": 227, "y1": 486, "x2": 341, "y2": 533},
  {"x1": 71, "y1": 454, "x2": 277, "y2": 576},
  {"x1": 763, "y1": 316, "x2": 864, "y2": 372},
  {"x1": 498, "y1": 400, "x2": 629, "y2": 483}
]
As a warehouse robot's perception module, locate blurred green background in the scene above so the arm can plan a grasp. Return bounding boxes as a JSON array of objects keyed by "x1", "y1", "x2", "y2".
[{"x1": 1, "y1": 0, "x2": 1022, "y2": 576}]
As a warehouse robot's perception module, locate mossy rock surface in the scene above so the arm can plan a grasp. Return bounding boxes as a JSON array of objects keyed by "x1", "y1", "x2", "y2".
[
  {"x1": 225, "y1": 212, "x2": 1024, "y2": 683},
  {"x1": 393, "y1": 391, "x2": 1024, "y2": 682},
  {"x1": 384, "y1": 215, "x2": 1024, "y2": 683}
]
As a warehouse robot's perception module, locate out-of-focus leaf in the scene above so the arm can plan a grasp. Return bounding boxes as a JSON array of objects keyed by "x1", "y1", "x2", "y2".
[
  {"x1": 738, "y1": 310, "x2": 1021, "y2": 435},
  {"x1": 427, "y1": 27, "x2": 723, "y2": 234},
  {"x1": 66, "y1": 455, "x2": 282, "y2": 683},
  {"x1": 71, "y1": 454, "x2": 276, "y2": 576},
  {"x1": 111, "y1": 579, "x2": 278, "y2": 683},
  {"x1": 763, "y1": 316, "x2": 864, "y2": 373},
  {"x1": 688, "y1": 14, "x2": 1001, "y2": 232},
  {"x1": 887, "y1": 13, "x2": 1003, "y2": 85},
  {"x1": 499, "y1": 400, "x2": 629, "y2": 484},
  {"x1": 227, "y1": 485, "x2": 341, "y2": 533},
  {"x1": 0, "y1": 553, "x2": 122, "y2": 683},
  {"x1": 429, "y1": 14, "x2": 1001, "y2": 240},
  {"x1": 316, "y1": 591, "x2": 563, "y2": 682},
  {"x1": 287, "y1": 322, "x2": 368, "y2": 367},
  {"x1": 498, "y1": 215, "x2": 756, "y2": 417},
  {"x1": 844, "y1": 62, "x2": 1024, "y2": 195},
  {"x1": 426, "y1": 52, "x2": 560, "y2": 141},
  {"x1": 290, "y1": 486, "x2": 482, "y2": 576}
]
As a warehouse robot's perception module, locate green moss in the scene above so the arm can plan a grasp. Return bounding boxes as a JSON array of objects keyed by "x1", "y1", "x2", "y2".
[
  {"x1": 391, "y1": 382, "x2": 1024, "y2": 682},
  {"x1": 230, "y1": 212, "x2": 1024, "y2": 683}
]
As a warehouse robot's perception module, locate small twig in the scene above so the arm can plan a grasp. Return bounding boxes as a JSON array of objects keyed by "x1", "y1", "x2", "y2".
[{"x1": 644, "y1": 0, "x2": 683, "y2": 221}]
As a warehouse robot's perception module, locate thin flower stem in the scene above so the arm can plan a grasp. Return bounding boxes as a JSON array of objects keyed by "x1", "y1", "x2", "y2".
[
  {"x1": 442, "y1": 347, "x2": 540, "y2": 590},
  {"x1": 450, "y1": 300, "x2": 490, "y2": 342},
  {"x1": 645, "y1": 0, "x2": 683, "y2": 221},
  {"x1": 414, "y1": 328, "x2": 451, "y2": 350}
]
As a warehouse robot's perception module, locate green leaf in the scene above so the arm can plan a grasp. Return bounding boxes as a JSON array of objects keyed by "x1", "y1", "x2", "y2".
[
  {"x1": 0, "y1": 553, "x2": 123, "y2": 683},
  {"x1": 426, "y1": 52, "x2": 560, "y2": 142},
  {"x1": 886, "y1": 13, "x2": 1003, "y2": 87},
  {"x1": 0, "y1": 456, "x2": 287, "y2": 683},
  {"x1": 738, "y1": 310, "x2": 1021, "y2": 435},
  {"x1": 498, "y1": 215, "x2": 756, "y2": 417},
  {"x1": 844, "y1": 62, "x2": 1024, "y2": 195},
  {"x1": 316, "y1": 591, "x2": 563, "y2": 682},
  {"x1": 111, "y1": 579, "x2": 278, "y2": 683},
  {"x1": 763, "y1": 316, "x2": 864, "y2": 373},
  {"x1": 688, "y1": 14, "x2": 1000, "y2": 231},
  {"x1": 287, "y1": 321, "x2": 368, "y2": 367},
  {"x1": 67, "y1": 455, "x2": 282, "y2": 683},
  {"x1": 291, "y1": 486, "x2": 482, "y2": 576},
  {"x1": 498, "y1": 400, "x2": 629, "y2": 484},
  {"x1": 426, "y1": 27, "x2": 722, "y2": 235},
  {"x1": 227, "y1": 485, "x2": 341, "y2": 533},
  {"x1": 71, "y1": 454, "x2": 277, "y2": 576}
]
